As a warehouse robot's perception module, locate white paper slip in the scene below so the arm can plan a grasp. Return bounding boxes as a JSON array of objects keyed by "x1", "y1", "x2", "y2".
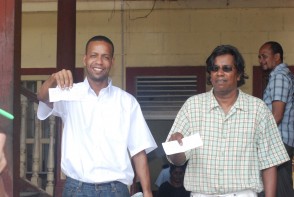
[
  {"x1": 162, "y1": 133, "x2": 203, "y2": 155},
  {"x1": 49, "y1": 85, "x2": 85, "y2": 102}
]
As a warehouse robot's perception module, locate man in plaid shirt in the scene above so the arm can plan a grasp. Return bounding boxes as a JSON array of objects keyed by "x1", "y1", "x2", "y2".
[
  {"x1": 167, "y1": 45, "x2": 289, "y2": 197},
  {"x1": 259, "y1": 41, "x2": 294, "y2": 197}
]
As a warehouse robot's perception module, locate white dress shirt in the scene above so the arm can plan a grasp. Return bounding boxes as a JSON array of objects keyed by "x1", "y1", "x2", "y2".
[{"x1": 37, "y1": 78, "x2": 157, "y2": 185}]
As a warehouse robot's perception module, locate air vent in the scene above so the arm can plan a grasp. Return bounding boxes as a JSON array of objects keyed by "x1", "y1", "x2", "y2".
[{"x1": 135, "y1": 75, "x2": 198, "y2": 119}]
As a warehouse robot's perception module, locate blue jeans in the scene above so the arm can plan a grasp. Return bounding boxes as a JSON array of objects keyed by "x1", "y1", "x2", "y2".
[{"x1": 62, "y1": 176, "x2": 131, "y2": 197}]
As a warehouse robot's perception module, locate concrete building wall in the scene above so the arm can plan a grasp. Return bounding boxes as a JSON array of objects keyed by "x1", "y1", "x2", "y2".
[{"x1": 21, "y1": 0, "x2": 294, "y2": 94}]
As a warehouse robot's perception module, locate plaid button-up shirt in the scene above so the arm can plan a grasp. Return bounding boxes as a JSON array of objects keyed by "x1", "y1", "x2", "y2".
[
  {"x1": 263, "y1": 63, "x2": 294, "y2": 147},
  {"x1": 167, "y1": 89, "x2": 289, "y2": 195}
]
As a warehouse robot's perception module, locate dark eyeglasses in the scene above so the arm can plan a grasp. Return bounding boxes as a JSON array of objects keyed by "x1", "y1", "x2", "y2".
[{"x1": 209, "y1": 65, "x2": 234, "y2": 73}]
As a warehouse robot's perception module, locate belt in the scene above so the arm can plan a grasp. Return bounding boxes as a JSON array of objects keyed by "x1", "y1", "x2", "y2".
[
  {"x1": 66, "y1": 176, "x2": 123, "y2": 188},
  {"x1": 191, "y1": 190, "x2": 257, "y2": 197}
]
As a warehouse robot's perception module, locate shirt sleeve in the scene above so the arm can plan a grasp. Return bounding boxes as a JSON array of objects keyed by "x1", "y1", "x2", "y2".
[
  {"x1": 127, "y1": 99, "x2": 157, "y2": 156},
  {"x1": 257, "y1": 104, "x2": 290, "y2": 169},
  {"x1": 166, "y1": 100, "x2": 193, "y2": 161},
  {"x1": 37, "y1": 101, "x2": 54, "y2": 120},
  {"x1": 269, "y1": 73, "x2": 291, "y2": 103}
]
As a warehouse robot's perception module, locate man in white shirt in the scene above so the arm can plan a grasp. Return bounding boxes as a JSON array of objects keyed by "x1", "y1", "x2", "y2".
[{"x1": 37, "y1": 35, "x2": 157, "y2": 197}]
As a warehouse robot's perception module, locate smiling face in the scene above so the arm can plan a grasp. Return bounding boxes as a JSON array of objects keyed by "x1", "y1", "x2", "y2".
[
  {"x1": 210, "y1": 54, "x2": 240, "y2": 96},
  {"x1": 83, "y1": 40, "x2": 114, "y2": 87},
  {"x1": 258, "y1": 44, "x2": 280, "y2": 71}
]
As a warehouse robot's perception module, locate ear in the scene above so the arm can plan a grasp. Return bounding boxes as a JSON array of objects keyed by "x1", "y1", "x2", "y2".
[
  {"x1": 111, "y1": 57, "x2": 115, "y2": 66},
  {"x1": 274, "y1": 53, "x2": 281, "y2": 62},
  {"x1": 237, "y1": 72, "x2": 241, "y2": 81},
  {"x1": 83, "y1": 55, "x2": 86, "y2": 67}
]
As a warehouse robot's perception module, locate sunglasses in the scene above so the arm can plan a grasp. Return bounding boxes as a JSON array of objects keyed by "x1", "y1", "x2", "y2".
[{"x1": 209, "y1": 65, "x2": 234, "y2": 73}]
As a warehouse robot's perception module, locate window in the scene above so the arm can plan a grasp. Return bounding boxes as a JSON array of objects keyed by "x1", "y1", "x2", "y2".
[
  {"x1": 126, "y1": 66, "x2": 206, "y2": 119},
  {"x1": 126, "y1": 66, "x2": 206, "y2": 191}
]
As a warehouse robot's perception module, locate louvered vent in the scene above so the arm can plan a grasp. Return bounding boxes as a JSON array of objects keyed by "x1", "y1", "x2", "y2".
[{"x1": 135, "y1": 75, "x2": 198, "y2": 119}]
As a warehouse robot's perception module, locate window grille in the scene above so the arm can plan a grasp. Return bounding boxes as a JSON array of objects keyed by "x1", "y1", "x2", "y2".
[
  {"x1": 135, "y1": 75, "x2": 199, "y2": 119},
  {"x1": 126, "y1": 66, "x2": 206, "y2": 120}
]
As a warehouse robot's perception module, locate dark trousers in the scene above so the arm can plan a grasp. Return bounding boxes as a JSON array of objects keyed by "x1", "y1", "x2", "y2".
[
  {"x1": 258, "y1": 143, "x2": 294, "y2": 197},
  {"x1": 281, "y1": 143, "x2": 294, "y2": 187}
]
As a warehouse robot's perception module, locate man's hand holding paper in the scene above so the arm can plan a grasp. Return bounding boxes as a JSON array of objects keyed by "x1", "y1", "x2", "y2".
[
  {"x1": 162, "y1": 133, "x2": 203, "y2": 155},
  {"x1": 49, "y1": 84, "x2": 86, "y2": 102}
]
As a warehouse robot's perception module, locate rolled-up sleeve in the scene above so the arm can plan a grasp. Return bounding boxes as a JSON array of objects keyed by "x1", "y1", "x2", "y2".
[{"x1": 37, "y1": 101, "x2": 53, "y2": 120}]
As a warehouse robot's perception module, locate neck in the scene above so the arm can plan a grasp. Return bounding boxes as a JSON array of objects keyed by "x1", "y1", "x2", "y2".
[
  {"x1": 88, "y1": 78, "x2": 109, "y2": 95},
  {"x1": 170, "y1": 180, "x2": 183, "y2": 188},
  {"x1": 214, "y1": 89, "x2": 239, "y2": 114}
]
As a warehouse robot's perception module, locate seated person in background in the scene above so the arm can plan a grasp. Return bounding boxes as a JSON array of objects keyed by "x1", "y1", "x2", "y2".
[
  {"x1": 156, "y1": 162, "x2": 190, "y2": 197},
  {"x1": 155, "y1": 163, "x2": 170, "y2": 188}
]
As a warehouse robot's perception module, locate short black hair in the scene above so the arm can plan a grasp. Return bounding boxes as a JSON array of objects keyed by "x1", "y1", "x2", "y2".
[
  {"x1": 85, "y1": 35, "x2": 114, "y2": 57},
  {"x1": 263, "y1": 41, "x2": 284, "y2": 62},
  {"x1": 206, "y1": 44, "x2": 249, "y2": 87}
]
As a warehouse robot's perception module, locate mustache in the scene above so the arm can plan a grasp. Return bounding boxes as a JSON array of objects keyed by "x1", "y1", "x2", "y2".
[{"x1": 215, "y1": 78, "x2": 227, "y2": 82}]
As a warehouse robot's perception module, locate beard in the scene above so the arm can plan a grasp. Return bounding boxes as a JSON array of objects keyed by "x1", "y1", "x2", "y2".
[{"x1": 86, "y1": 68, "x2": 109, "y2": 83}]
